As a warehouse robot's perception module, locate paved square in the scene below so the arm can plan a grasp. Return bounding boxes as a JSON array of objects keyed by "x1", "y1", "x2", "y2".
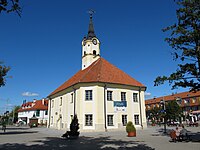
[{"x1": 0, "y1": 125, "x2": 199, "y2": 150}]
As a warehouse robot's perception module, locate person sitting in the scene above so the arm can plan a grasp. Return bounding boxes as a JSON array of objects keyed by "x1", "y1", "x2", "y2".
[
  {"x1": 175, "y1": 127, "x2": 180, "y2": 141},
  {"x1": 180, "y1": 125, "x2": 189, "y2": 141},
  {"x1": 170, "y1": 129, "x2": 177, "y2": 142}
]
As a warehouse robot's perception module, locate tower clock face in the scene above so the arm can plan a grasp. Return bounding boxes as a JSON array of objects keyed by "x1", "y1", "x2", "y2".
[{"x1": 92, "y1": 39, "x2": 97, "y2": 45}]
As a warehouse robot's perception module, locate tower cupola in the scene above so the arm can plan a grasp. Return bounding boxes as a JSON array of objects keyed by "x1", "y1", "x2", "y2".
[{"x1": 82, "y1": 11, "x2": 100, "y2": 70}]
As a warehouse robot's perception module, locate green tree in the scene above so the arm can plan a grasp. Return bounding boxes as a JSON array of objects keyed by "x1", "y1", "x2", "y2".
[
  {"x1": 154, "y1": 0, "x2": 200, "y2": 91},
  {"x1": 8, "y1": 105, "x2": 20, "y2": 123},
  {"x1": 0, "y1": 0, "x2": 21, "y2": 16},
  {"x1": 166, "y1": 101, "x2": 182, "y2": 121},
  {"x1": 0, "y1": 0, "x2": 21, "y2": 87},
  {"x1": 147, "y1": 107, "x2": 163, "y2": 123},
  {"x1": 0, "y1": 62, "x2": 10, "y2": 87}
]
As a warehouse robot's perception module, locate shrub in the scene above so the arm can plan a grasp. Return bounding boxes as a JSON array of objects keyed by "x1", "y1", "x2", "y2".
[
  {"x1": 62, "y1": 114, "x2": 80, "y2": 138},
  {"x1": 126, "y1": 121, "x2": 136, "y2": 133}
]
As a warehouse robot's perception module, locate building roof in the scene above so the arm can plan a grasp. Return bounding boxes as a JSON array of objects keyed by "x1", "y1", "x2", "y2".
[
  {"x1": 18, "y1": 99, "x2": 48, "y2": 112},
  {"x1": 87, "y1": 15, "x2": 96, "y2": 39},
  {"x1": 49, "y1": 58, "x2": 145, "y2": 97},
  {"x1": 145, "y1": 91, "x2": 200, "y2": 105}
]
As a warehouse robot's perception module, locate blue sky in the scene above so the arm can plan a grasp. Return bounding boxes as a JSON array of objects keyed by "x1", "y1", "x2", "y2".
[{"x1": 0, "y1": 0, "x2": 189, "y2": 114}]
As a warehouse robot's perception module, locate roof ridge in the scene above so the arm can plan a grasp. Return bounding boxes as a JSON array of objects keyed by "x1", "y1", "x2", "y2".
[
  {"x1": 145, "y1": 90, "x2": 200, "y2": 101},
  {"x1": 97, "y1": 58, "x2": 103, "y2": 81},
  {"x1": 79, "y1": 58, "x2": 101, "y2": 82}
]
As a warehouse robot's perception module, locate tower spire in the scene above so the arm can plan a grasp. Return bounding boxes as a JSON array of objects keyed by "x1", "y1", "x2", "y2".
[{"x1": 87, "y1": 9, "x2": 96, "y2": 39}]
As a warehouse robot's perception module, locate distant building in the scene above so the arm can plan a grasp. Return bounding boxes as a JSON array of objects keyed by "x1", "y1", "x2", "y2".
[
  {"x1": 145, "y1": 91, "x2": 200, "y2": 120},
  {"x1": 18, "y1": 99, "x2": 48, "y2": 125},
  {"x1": 47, "y1": 14, "x2": 147, "y2": 131}
]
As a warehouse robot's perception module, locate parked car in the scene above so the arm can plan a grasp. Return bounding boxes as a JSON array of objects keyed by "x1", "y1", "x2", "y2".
[
  {"x1": 167, "y1": 121, "x2": 180, "y2": 126},
  {"x1": 15, "y1": 120, "x2": 26, "y2": 126}
]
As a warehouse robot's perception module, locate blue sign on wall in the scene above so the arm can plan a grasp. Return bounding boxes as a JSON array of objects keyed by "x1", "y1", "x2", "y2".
[{"x1": 114, "y1": 101, "x2": 127, "y2": 107}]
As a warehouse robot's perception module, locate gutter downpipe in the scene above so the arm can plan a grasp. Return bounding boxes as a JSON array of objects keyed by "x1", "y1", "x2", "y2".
[
  {"x1": 73, "y1": 87, "x2": 76, "y2": 116},
  {"x1": 104, "y1": 84, "x2": 107, "y2": 132},
  {"x1": 138, "y1": 87, "x2": 143, "y2": 129},
  {"x1": 48, "y1": 98, "x2": 51, "y2": 128}
]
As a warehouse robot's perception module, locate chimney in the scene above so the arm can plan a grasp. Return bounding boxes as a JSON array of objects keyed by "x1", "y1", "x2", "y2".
[{"x1": 42, "y1": 98, "x2": 45, "y2": 105}]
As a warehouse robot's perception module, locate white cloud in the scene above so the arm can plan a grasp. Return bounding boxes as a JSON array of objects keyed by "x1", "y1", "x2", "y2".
[
  {"x1": 145, "y1": 92, "x2": 151, "y2": 96},
  {"x1": 22, "y1": 92, "x2": 39, "y2": 97}
]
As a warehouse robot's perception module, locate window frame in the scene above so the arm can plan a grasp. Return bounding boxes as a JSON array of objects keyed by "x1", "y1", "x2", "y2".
[
  {"x1": 107, "y1": 115, "x2": 114, "y2": 126},
  {"x1": 51, "y1": 100, "x2": 54, "y2": 108},
  {"x1": 71, "y1": 93, "x2": 73, "y2": 103},
  {"x1": 122, "y1": 115, "x2": 127, "y2": 126},
  {"x1": 121, "y1": 92, "x2": 126, "y2": 101},
  {"x1": 107, "y1": 91, "x2": 113, "y2": 101},
  {"x1": 36, "y1": 110, "x2": 40, "y2": 117},
  {"x1": 134, "y1": 114, "x2": 140, "y2": 125},
  {"x1": 85, "y1": 114, "x2": 93, "y2": 126},
  {"x1": 60, "y1": 97, "x2": 62, "y2": 106},
  {"x1": 133, "y1": 93, "x2": 138, "y2": 102},
  {"x1": 85, "y1": 90, "x2": 93, "y2": 101},
  {"x1": 45, "y1": 110, "x2": 48, "y2": 115}
]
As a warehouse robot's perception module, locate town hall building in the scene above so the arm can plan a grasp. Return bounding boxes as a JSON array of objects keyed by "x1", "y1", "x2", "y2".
[{"x1": 47, "y1": 14, "x2": 147, "y2": 131}]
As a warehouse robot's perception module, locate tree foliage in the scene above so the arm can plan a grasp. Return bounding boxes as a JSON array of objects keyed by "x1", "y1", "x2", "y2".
[
  {"x1": 154, "y1": 0, "x2": 200, "y2": 91},
  {"x1": 0, "y1": 0, "x2": 21, "y2": 87},
  {"x1": 166, "y1": 101, "x2": 182, "y2": 121},
  {"x1": 8, "y1": 105, "x2": 20, "y2": 123},
  {"x1": 0, "y1": 63, "x2": 10, "y2": 87},
  {"x1": 0, "y1": 0, "x2": 21, "y2": 17}
]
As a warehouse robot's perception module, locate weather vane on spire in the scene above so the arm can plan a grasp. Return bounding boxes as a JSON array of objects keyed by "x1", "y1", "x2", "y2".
[{"x1": 88, "y1": 9, "x2": 95, "y2": 18}]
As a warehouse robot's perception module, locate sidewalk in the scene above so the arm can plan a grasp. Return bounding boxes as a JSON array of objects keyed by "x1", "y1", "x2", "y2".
[{"x1": 0, "y1": 125, "x2": 199, "y2": 150}]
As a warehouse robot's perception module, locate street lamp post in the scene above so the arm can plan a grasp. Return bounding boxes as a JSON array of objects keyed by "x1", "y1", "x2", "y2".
[{"x1": 160, "y1": 99, "x2": 166, "y2": 134}]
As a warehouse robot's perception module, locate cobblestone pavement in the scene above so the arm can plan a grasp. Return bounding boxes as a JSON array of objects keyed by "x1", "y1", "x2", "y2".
[{"x1": 0, "y1": 125, "x2": 199, "y2": 150}]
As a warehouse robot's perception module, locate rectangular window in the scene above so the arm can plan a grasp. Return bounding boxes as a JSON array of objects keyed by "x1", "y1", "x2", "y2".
[
  {"x1": 107, "y1": 115, "x2": 114, "y2": 126},
  {"x1": 107, "y1": 91, "x2": 113, "y2": 101},
  {"x1": 122, "y1": 115, "x2": 127, "y2": 126},
  {"x1": 133, "y1": 93, "x2": 138, "y2": 102},
  {"x1": 85, "y1": 90, "x2": 93, "y2": 100},
  {"x1": 60, "y1": 97, "x2": 62, "y2": 106},
  {"x1": 71, "y1": 93, "x2": 73, "y2": 103},
  {"x1": 45, "y1": 110, "x2": 48, "y2": 115},
  {"x1": 121, "y1": 92, "x2": 126, "y2": 101},
  {"x1": 51, "y1": 100, "x2": 54, "y2": 108},
  {"x1": 134, "y1": 115, "x2": 139, "y2": 125},
  {"x1": 85, "y1": 114, "x2": 93, "y2": 126},
  {"x1": 36, "y1": 110, "x2": 40, "y2": 117}
]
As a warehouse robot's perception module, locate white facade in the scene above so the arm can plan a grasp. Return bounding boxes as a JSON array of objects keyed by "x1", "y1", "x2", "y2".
[
  {"x1": 82, "y1": 37, "x2": 100, "y2": 70},
  {"x1": 48, "y1": 83, "x2": 147, "y2": 131},
  {"x1": 18, "y1": 110, "x2": 48, "y2": 125}
]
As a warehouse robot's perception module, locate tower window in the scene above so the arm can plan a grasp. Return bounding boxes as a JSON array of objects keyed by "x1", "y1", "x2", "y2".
[
  {"x1": 84, "y1": 51, "x2": 86, "y2": 55},
  {"x1": 93, "y1": 50, "x2": 96, "y2": 55}
]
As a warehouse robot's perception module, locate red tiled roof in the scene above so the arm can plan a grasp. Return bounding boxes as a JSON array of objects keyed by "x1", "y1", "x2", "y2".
[
  {"x1": 145, "y1": 91, "x2": 200, "y2": 105},
  {"x1": 18, "y1": 99, "x2": 48, "y2": 112},
  {"x1": 49, "y1": 58, "x2": 145, "y2": 96}
]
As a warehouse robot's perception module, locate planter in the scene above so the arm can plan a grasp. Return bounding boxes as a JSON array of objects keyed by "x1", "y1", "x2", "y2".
[{"x1": 128, "y1": 131, "x2": 136, "y2": 137}]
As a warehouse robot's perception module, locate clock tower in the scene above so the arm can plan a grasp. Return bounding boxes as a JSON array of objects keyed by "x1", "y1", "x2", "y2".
[{"x1": 82, "y1": 12, "x2": 100, "y2": 70}]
